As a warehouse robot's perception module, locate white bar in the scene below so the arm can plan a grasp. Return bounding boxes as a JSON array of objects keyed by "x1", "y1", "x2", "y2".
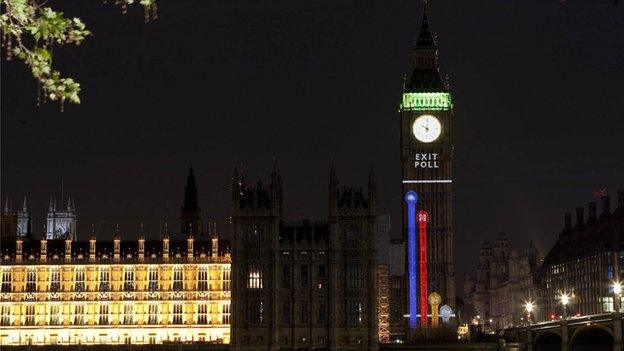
[{"x1": 402, "y1": 180, "x2": 453, "y2": 184}]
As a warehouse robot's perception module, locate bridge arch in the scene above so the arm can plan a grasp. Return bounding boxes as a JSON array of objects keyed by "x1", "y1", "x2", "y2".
[
  {"x1": 534, "y1": 330, "x2": 562, "y2": 351},
  {"x1": 570, "y1": 325, "x2": 613, "y2": 351}
]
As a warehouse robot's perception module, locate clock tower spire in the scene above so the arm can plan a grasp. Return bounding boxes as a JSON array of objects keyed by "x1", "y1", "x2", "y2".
[{"x1": 400, "y1": 0, "x2": 455, "y2": 328}]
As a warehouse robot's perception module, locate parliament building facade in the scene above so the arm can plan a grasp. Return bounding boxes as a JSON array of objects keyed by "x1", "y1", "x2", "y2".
[{"x1": 0, "y1": 232, "x2": 232, "y2": 346}]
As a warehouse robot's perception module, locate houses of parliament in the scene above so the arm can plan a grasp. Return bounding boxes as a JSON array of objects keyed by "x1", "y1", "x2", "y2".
[{"x1": 0, "y1": 2, "x2": 457, "y2": 349}]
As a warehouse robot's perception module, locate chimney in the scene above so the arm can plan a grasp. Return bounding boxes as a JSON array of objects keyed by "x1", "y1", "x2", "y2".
[
  {"x1": 16, "y1": 237, "x2": 23, "y2": 262},
  {"x1": 602, "y1": 196, "x2": 611, "y2": 215},
  {"x1": 65, "y1": 233, "x2": 72, "y2": 261},
  {"x1": 576, "y1": 207, "x2": 584, "y2": 227},
  {"x1": 564, "y1": 213, "x2": 572, "y2": 230},
  {"x1": 138, "y1": 223, "x2": 145, "y2": 260},
  {"x1": 588, "y1": 202, "x2": 597, "y2": 223}
]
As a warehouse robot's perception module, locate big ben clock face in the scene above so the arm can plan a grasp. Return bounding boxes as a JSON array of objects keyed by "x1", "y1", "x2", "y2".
[{"x1": 412, "y1": 114, "x2": 442, "y2": 143}]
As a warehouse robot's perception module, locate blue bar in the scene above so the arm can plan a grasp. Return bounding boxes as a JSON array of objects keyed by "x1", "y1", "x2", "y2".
[{"x1": 405, "y1": 191, "x2": 418, "y2": 328}]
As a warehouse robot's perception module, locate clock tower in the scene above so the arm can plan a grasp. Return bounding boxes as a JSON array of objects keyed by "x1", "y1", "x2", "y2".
[{"x1": 400, "y1": 1, "x2": 455, "y2": 325}]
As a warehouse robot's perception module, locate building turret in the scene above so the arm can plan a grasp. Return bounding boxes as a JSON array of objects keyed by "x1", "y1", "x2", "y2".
[
  {"x1": 89, "y1": 225, "x2": 97, "y2": 261},
  {"x1": 138, "y1": 222, "x2": 145, "y2": 260},
  {"x1": 113, "y1": 224, "x2": 121, "y2": 260},
  {"x1": 181, "y1": 167, "x2": 202, "y2": 236},
  {"x1": 163, "y1": 221, "x2": 170, "y2": 260},
  {"x1": 65, "y1": 232, "x2": 72, "y2": 261},
  {"x1": 212, "y1": 223, "x2": 219, "y2": 258},
  {"x1": 40, "y1": 225, "x2": 48, "y2": 261},
  {"x1": 187, "y1": 224, "x2": 194, "y2": 259},
  {"x1": 15, "y1": 236, "x2": 23, "y2": 262}
]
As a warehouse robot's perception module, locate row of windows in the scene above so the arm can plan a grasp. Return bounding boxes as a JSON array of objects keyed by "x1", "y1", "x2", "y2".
[
  {"x1": 1, "y1": 267, "x2": 231, "y2": 293},
  {"x1": 244, "y1": 300, "x2": 363, "y2": 326},
  {"x1": 0, "y1": 304, "x2": 231, "y2": 326},
  {"x1": 246, "y1": 263, "x2": 361, "y2": 290}
]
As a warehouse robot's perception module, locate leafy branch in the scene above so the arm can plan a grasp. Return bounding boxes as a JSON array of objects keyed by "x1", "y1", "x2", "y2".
[{"x1": 1, "y1": 0, "x2": 157, "y2": 110}]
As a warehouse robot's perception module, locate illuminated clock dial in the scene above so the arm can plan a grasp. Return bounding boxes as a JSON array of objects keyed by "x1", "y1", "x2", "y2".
[{"x1": 412, "y1": 114, "x2": 441, "y2": 143}]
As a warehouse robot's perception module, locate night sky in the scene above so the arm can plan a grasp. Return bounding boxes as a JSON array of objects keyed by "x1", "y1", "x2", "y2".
[{"x1": 2, "y1": 0, "x2": 623, "y2": 295}]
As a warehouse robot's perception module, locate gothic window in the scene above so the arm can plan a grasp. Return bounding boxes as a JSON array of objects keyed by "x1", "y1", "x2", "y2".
[
  {"x1": 148, "y1": 304, "x2": 158, "y2": 324},
  {"x1": 49, "y1": 304, "x2": 60, "y2": 325},
  {"x1": 282, "y1": 301, "x2": 290, "y2": 324},
  {"x1": 25, "y1": 268, "x2": 36, "y2": 292},
  {"x1": 247, "y1": 301, "x2": 263, "y2": 324},
  {"x1": 346, "y1": 225, "x2": 362, "y2": 246},
  {"x1": 221, "y1": 304, "x2": 231, "y2": 324},
  {"x1": 248, "y1": 226, "x2": 259, "y2": 246},
  {"x1": 99, "y1": 269, "x2": 110, "y2": 292},
  {"x1": 318, "y1": 264, "x2": 326, "y2": 279},
  {"x1": 282, "y1": 265, "x2": 291, "y2": 289},
  {"x1": 1, "y1": 269, "x2": 11, "y2": 293},
  {"x1": 318, "y1": 303, "x2": 327, "y2": 324},
  {"x1": 223, "y1": 267, "x2": 231, "y2": 291},
  {"x1": 148, "y1": 266, "x2": 159, "y2": 291},
  {"x1": 74, "y1": 267, "x2": 85, "y2": 292},
  {"x1": 198, "y1": 266, "x2": 209, "y2": 291},
  {"x1": 346, "y1": 263, "x2": 362, "y2": 289},
  {"x1": 172, "y1": 304, "x2": 183, "y2": 324},
  {"x1": 24, "y1": 305, "x2": 35, "y2": 326},
  {"x1": 247, "y1": 264, "x2": 263, "y2": 289},
  {"x1": 300, "y1": 301, "x2": 309, "y2": 324},
  {"x1": 74, "y1": 305, "x2": 84, "y2": 325},
  {"x1": 346, "y1": 300, "x2": 362, "y2": 326},
  {"x1": 173, "y1": 266, "x2": 183, "y2": 291},
  {"x1": 123, "y1": 304, "x2": 134, "y2": 324},
  {"x1": 124, "y1": 267, "x2": 135, "y2": 291},
  {"x1": 197, "y1": 304, "x2": 208, "y2": 324},
  {"x1": 0, "y1": 305, "x2": 10, "y2": 325},
  {"x1": 317, "y1": 264, "x2": 326, "y2": 289},
  {"x1": 300, "y1": 265, "x2": 309, "y2": 288},
  {"x1": 99, "y1": 305, "x2": 109, "y2": 325}
]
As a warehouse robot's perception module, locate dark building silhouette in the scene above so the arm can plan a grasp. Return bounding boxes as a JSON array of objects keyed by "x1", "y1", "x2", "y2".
[
  {"x1": 230, "y1": 161, "x2": 378, "y2": 350},
  {"x1": 542, "y1": 190, "x2": 624, "y2": 317},
  {"x1": 180, "y1": 167, "x2": 203, "y2": 237},
  {"x1": 1, "y1": 197, "x2": 32, "y2": 240}
]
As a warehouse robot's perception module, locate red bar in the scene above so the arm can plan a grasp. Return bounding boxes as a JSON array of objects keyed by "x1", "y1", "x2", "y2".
[{"x1": 417, "y1": 210, "x2": 429, "y2": 327}]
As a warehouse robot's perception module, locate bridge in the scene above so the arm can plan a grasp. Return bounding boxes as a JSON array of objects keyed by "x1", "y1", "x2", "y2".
[{"x1": 506, "y1": 312, "x2": 622, "y2": 351}]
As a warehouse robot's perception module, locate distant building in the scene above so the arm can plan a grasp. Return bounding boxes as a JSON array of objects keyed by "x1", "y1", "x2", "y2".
[
  {"x1": 180, "y1": 167, "x2": 203, "y2": 237},
  {"x1": 16, "y1": 197, "x2": 31, "y2": 237},
  {"x1": 1, "y1": 198, "x2": 18, "y2": 240},
  {"x1": 1, "y1": 197, "x2": 31, "y2": 240},
  {"x1": 463, "y1": 233, "x2": 543, "y2": 331},
  {"x1": 230, "y1": 161, "x2": 378, "y2": 351},
  {"x1": 0, "y1": 229, "x2": 232, "y2": 346},
  {"x1": 542, "y1": 190, "x2": 624, "y2": 317},
  {"x1": 46, "y1": 197, "x2": 77, "y2": 240}
]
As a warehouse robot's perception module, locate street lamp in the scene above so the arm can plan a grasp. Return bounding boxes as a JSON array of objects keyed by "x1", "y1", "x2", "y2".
[
  {"x1": 524, "y1": 300, "x2": 535, "y2": 325},
  {"x1": 612, "y1": 281, "x2": 622, "y2": 312},
  {"x1": 559, "y1": 293, "x2": 570, "y2": 319}
]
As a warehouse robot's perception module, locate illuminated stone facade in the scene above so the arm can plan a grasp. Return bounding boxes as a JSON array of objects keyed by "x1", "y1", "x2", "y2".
[{"x1": 0, "y1": 231, "x2": 231, "y2": 346}]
